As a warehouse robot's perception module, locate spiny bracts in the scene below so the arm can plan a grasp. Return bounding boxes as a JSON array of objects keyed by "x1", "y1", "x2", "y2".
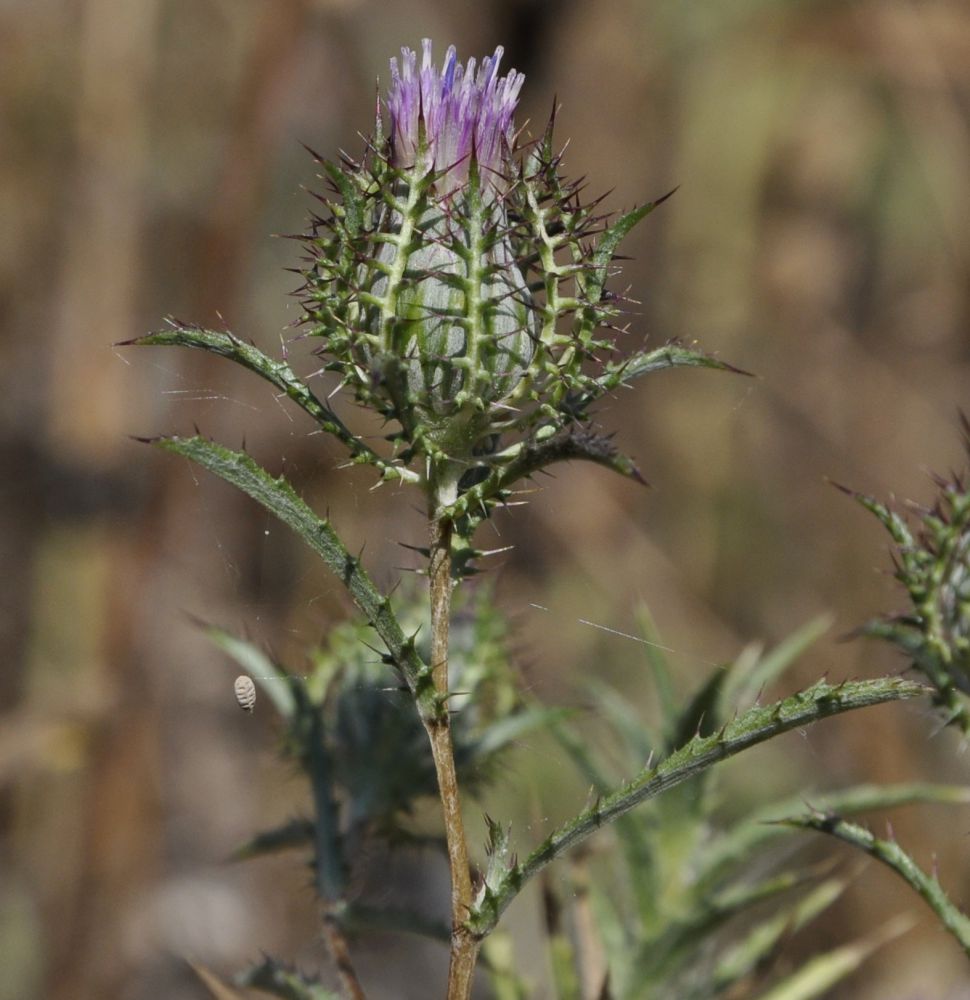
[
  {"x1": 848, "y1": 417, "x2": 970, "y2": 732},
  {"x1": 297, "y1": 39, "x2": 698, "y2": 507}
]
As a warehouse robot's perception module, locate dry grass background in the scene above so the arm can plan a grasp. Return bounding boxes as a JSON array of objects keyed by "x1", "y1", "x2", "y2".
[{"x1": 2, "y1": 0, "x2": 970, "y2": 997}]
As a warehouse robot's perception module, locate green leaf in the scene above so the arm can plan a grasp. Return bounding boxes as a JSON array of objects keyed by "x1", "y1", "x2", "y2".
[
  {"x1": 596, "y1": 343, "x2": 749, "y2": 396},
  {"x1": 699, "y1": 782, "x2": 970, "y2": 888},
  {"x1": 322, "y1": 160, "x2": 363, "y2": 237},
  {"x1": 149, "y1": 435, "x2": 437, "y2": 720},
  {"x1": 834, "y1": 482, "x2": 914, "y2": 549},
  {"x1": 753, "y1": 916, "x2": 912, "y2": 1000},
  {"x1": 442, "y1": 427, "x2": 647, "y2": 524},
  {"x1": 467, "y1": 675, "x2": 927, "y2": 936},
  {"x1": 783, "y1": 812, "x2": 970, "y2": 957},
  {"x1": 583, "y1": 191, "x2": 676, "y2": 306},
  {"x1": 712, "y1": 877, "x2": 846, "y2": 990},
  {"x1": 127, "y1": 323, "x2": 417, "y2": 483}
]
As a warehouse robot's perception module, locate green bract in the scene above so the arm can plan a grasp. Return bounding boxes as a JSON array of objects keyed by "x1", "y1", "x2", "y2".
[{"x1": 355, "y1": 180, "x2": 538, "y2": 460}]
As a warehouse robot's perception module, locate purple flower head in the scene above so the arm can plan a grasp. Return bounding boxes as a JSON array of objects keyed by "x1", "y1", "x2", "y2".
[{"x1": 386, "y1": 39, "x2": 524, "y2": 196}]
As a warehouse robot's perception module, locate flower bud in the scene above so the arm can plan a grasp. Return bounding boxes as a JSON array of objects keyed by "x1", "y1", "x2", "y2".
[
  {"x1": 366, "y1": 42, "x2": 536, "y2": 457},
  {"x1": 301, "y1": 41, "x2": 539, "y2": 462},
  {"x1": 299, "y1": 39, "x2": 663, "y2": 480}
]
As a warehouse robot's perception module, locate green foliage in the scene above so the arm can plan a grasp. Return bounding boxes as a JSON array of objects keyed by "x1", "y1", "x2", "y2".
[
  {"x1": 236, "y1": 957, "x2": 341, "y2": 1000},
  {"x1": 152, "y1": 433, "x2": 439, "y2": 720},
  {"x1": 844, "y1": 420, "x2": 970, "y2": 733},
  {"x1": 503, "y1": 621, "x2": 951, "y2": 999},
  {"x1": 129, "y1": 115, "x2": 739, "y2": 566},
  {"x1": 469, "y1": 673, "x2": 924, "y2": 943},
  {"x1": 128, "y1": 324, "x2": 417, "y2": 484},
  {"x1": 213, "y1": 584, "x2": 547, "y2": 856},
  {"x1": 783, "y1": 812, "x2": 970, "y2": 958},
  {"x1": 127, "y1": 39, "x2": 970, "y2": 1000}
]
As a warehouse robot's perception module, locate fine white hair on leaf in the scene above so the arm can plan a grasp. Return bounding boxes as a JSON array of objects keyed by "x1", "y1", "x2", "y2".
[{"x1": 234, "y1": 675, "x2": 256, "y2": 712}]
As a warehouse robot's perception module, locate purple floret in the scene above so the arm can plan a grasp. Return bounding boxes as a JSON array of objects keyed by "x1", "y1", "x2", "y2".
[{"x1": 387, "y1": 39, "x2": 524, "y2": 195}]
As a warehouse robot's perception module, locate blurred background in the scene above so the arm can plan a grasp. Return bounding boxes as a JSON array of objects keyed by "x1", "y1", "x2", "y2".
[{"x1": 2, "y1": 0, "x2": 969, "y2": 997}]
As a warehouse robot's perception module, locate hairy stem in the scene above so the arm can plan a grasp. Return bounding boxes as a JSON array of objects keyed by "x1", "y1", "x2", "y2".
[{"x1": 427, "y1": 505, "x2": 479, "y2": 998}]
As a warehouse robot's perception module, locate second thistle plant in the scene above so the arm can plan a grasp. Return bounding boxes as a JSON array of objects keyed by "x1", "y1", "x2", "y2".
[{"x1": 845, "y1": 419, "x2": 970, "y2": 733}]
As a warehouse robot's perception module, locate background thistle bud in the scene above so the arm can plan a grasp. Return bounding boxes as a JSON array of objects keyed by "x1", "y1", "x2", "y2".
[{"x1": 848, "y1": 420, "x2": 970, "y2": 733}]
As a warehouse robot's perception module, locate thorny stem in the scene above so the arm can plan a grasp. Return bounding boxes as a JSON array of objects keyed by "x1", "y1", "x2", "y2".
[{"x1": 426, "y1": 491, "x2": 479, "y2": 999}]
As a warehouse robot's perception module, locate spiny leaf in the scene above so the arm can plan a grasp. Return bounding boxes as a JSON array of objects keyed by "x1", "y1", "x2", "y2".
[
  {"x1": 583, "y1": 191, "x2": 677, "y2": 305},
  {"x1": 833, "y1": 481, "x2": 914, "y2": 548},
  {"x1": 783, "y1": 812, "x2": 970, "y2": 957},
  {"x1": 595, "y1": 343, "x2": 750, "y2": 396},
  {"x1": 126, "y1": 323, "x2": 415, "y2": 481},
  {"x1": 440, "y1": 426, "x2": 647, "y2": 524},
  {"x1": 467, "y1": 675, "x2": 928, "y2": 936},
  {"x1": 147, "y1": 434, "x2": 436, "y2": 720},
  {"x1": 698, "y1": 782, "x2": 970, "y2": 889},
  {"x1": 482, "y1": 815, "x2": 515, "y2": 894}
]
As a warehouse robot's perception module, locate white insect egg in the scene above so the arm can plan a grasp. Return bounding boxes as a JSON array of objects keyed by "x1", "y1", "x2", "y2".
[{"x1": 234, "y1": 675, "x2": 256, "y2": 712}]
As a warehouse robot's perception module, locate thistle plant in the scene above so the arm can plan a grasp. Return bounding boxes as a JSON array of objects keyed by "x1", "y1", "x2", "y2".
[
  {"x1": 842, "y1": 419, "x2": 970, "y2": 734},
  {"x1": 129, "y1": 40, "x2": 970, "y2": 1000}
]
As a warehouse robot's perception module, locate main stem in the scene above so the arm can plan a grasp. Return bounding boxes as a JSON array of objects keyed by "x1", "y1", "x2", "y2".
[{"x1": 427, "y1": 504, "x2": 479, "y2": 998}]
